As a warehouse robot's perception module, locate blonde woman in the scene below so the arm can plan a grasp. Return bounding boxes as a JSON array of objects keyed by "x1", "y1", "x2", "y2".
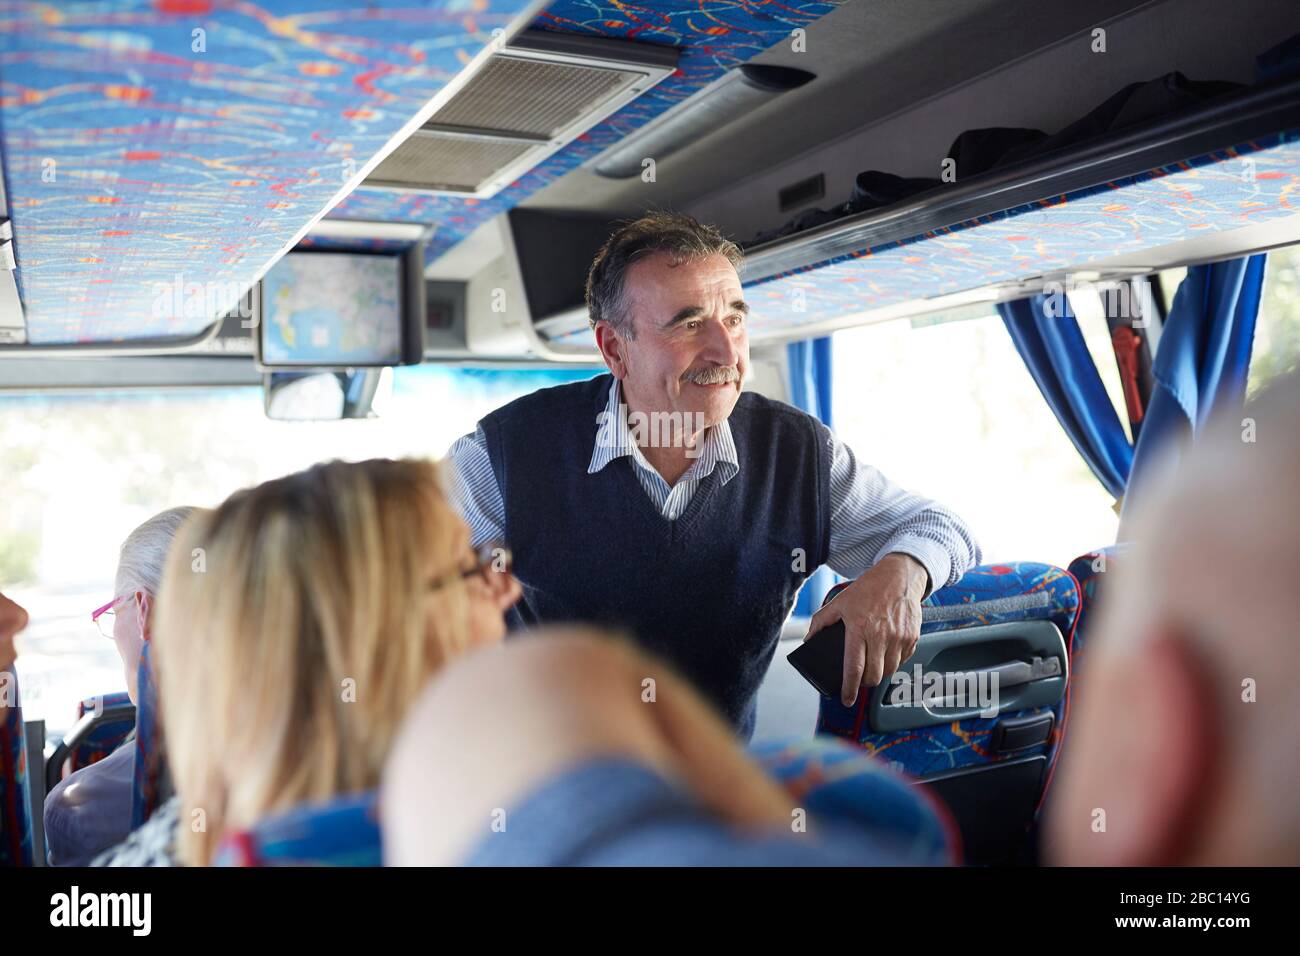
[{"x1": 98, "y1": 457, "x2": 520, "y2": 866}]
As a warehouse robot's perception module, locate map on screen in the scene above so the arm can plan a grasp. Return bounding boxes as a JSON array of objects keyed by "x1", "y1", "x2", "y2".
[{"x1": 261, "y1": 252, "x2": 403, "y2": 366}]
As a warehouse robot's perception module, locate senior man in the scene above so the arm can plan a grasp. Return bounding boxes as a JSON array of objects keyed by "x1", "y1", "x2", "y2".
[{"x1": 448, "y1": 211, "x2": 980, "y2": 737}]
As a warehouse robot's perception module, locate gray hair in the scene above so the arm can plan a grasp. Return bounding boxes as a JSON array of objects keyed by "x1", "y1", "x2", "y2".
[
  {"x1": 115, "y1": 506, "x2": 198, "y2": 598},
  {"x1": 585, "y1": 210, "x2": 743, "y2": 339}
]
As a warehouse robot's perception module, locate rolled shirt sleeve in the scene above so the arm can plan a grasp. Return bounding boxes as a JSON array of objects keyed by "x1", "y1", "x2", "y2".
[{"x1": 824, "y1": 432, "x2": 982, "y2": 597}]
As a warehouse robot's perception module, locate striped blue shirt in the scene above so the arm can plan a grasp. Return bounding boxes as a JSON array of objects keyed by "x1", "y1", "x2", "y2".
[{"x1": 447, "y1": 378, "x2": 980, "y2": 596}]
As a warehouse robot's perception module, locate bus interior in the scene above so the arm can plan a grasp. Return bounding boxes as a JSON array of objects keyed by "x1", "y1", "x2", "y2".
[{"x1": 2, "y1": 0, "x2": 1300, "y2": 870}]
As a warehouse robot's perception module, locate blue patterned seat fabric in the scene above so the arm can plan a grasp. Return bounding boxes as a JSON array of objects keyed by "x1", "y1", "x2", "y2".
[
  {"x1": 1066, "y1": 544, "x2": 1130, "y2": 688},
  {"x1": 212, "y1": 738, "x2": 955, "y2": 866},
  {"x1": 213, "y1": 791, "x2": 383, "y2": 867},
  {"x1": 0, "y1": 666, "x2": 33, "y2": 866},
  {"x1": 64, "y1": 691, "x2": 135, "y2": 777},
  {"x1": 816, "y1": 562, "x2": 1081, "y2": 783},
  {"x1": 750, "y1": 736, "x2": 957, "y2": 864},
  {"x1": 131, "y1": 642, "x2": 165, "y2": 829}
]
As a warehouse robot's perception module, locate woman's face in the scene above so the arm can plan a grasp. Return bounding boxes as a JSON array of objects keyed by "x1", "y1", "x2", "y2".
[{"x1": 429, "y1": 519, "x2": 521, "y2": 653}]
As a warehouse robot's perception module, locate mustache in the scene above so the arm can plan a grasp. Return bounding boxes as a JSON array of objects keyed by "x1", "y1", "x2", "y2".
[{"x1": 681, "y1": 366, "x2": 741, "y2": 385}]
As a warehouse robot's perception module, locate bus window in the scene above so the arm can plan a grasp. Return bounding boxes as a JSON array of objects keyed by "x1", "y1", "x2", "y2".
[
  {"x1": 832, "y1": 305, "x2": 1123, "y2": 567},
  {"x1": 0, "y1": 365, "x2": 595, "y2": 736}
]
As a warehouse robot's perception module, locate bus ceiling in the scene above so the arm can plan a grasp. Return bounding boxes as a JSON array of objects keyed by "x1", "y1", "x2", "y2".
[{"x1": 0, "y1": 0, "x2": 1298, "y2": 357}]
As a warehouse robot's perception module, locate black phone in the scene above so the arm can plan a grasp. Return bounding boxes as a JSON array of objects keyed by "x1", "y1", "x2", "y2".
[{"x1": 785, "y1": 620, "x2": 846, "y2": 700}]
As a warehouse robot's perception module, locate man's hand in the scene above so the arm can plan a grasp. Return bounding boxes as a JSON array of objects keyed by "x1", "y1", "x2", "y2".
[
  {"x1": 1, "y1": 590, "x2": 29, "y2": 673},
  {"x1": 803, "y1": 553, "x2": 927, "y2": 707}
]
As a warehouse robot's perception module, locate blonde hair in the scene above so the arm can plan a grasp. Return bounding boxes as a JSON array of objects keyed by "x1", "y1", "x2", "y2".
[{"x1": 153, "y1": 458, "x2": 473, "y2": 866}]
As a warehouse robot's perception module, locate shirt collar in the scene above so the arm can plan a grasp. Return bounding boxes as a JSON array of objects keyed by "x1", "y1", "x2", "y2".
[{"x1": 588, "y1": 377, "x2": 738, "y2": 485}]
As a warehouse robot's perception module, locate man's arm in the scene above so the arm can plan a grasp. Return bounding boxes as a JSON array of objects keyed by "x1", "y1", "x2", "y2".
[
  {"x1": 823, "y1": 436, "x2": 981, "y2": 593},
  {"x1": 445, "y1": 425, "x2": 507, "y2": 550},
  {"x1": 805, "y1": 433, "x2": 982, "y2": 706}
]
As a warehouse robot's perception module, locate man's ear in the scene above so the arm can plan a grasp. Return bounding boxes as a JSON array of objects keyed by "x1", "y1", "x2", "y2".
[
  {"x1": 594, "y1": 322, "x2": 628, "y2": 379},
  {"x1": 1059, "y1": 629, "x2": 1215, "y2": 866},
  {"x1": 137, "y1": 590, "x2": 153, "y2": 643}
]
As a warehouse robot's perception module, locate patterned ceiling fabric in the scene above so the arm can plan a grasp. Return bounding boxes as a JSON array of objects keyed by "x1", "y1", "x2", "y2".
[
  {"x1": 745, "y1": 132, "x2": 1300, "y2": 333},
  {"x1": 541, "y1": 130, "x2": 1300, "y2": 350},
  {"x1": 327, "y1": 0, "x2": 845, "y2": 262},
  {"x1": 0, "y1": 0, "x2": 538, "y2": 345}
]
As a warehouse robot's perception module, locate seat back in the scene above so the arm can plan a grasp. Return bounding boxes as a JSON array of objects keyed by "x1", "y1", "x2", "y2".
[
  {"x1": 68, "y1": 692, "x2": 135, "y2": 774},
  {"x1": 215, "y1": 737, "x2": 959, "y2": 866},
  {"x1": 0, "y1": 666, "x2": 34, "y2": 866},
  {"x1": 131, "y1": 642, "x2": 167, "y2": 829},
  {"x1": 749, "y1": 736, "x2": 957, "y2": 864},
  {"x1": 1066, "y1": 544, "x2": 1129, "y2": 689},
  {"x1": 814, "y1": 561, "x2": 1080, "y2": 863},
  {"x1": 213, "y1": 791, "x2": 382, "y2": 867},
  {"x1": 45, "y1": 691, "x2": 136, "y2": 794}
]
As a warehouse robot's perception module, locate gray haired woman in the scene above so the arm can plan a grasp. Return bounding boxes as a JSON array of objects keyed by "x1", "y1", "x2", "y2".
[{"x1": 44, "y1": 506, "x2": 197, "y2": 866}]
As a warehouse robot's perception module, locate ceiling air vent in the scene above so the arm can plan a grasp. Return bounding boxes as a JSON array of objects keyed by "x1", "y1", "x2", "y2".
[{"x1": 363, "y1": 30, "x2": 678, "y2": 199}]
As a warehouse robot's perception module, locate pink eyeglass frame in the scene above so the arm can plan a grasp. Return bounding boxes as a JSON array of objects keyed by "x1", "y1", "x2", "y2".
[{"x1": 91, "y1": 596, "x2": 126, "y2": 623}]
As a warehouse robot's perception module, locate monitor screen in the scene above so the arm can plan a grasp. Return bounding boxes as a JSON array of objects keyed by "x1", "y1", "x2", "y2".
[{"x1": 259, "y1": 251, "x2": 405, "y2": 366}]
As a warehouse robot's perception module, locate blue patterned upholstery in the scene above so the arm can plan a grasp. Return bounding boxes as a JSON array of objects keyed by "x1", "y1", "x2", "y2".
[
  {"x1": 750, "y1": 736, "x2": 956, "y2": 864},
  {"x1": 213, "y1": 736, "x2": 956, "y2": 866},
  {"x1": 65, "y1": 691, "x2": 135, "y2": 776},
  {"x1": 0, "y1": 667, "x2": 33, "y2": 866},
  {"x1": 1066, "y1": 544, "x2": 1131, "y2": 686},
  {"x1": 213, "y1": 791, "x2": 382, "y2": 867},
  {"x1": 816, "y1": 562, "x2": 1080, "y2": 782},
  {"x1": 130, "y1": 643, "x2": 164, "y2": 829},
  {"x1": 2, "y1": 0, "x2": 542, "y2": 345}
]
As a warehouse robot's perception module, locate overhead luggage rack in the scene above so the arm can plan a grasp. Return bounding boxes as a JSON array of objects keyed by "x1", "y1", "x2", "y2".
[
  {"x1": 723, "y1": 76, "x2": 1300, "y2": 341},
  {"x1": 534, "y1": 76, "x2": 1300, "y2": 351}
]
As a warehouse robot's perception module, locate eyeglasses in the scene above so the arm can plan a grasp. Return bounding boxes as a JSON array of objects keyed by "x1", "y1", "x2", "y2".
[
  {"x1": 91, "y1": 596, "x2": 127, "y2": 639},
  {"x1": 429, "y1": 542, "x2": 513, "y2": 593}
]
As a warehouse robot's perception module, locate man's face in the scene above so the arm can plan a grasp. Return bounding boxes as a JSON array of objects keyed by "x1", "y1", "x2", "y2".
[{"x1": 604, "y1": 252, "x2": 749, "y2": 429}]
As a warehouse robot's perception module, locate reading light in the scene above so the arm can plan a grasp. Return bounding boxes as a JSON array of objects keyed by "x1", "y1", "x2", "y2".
[{"x1": 592, "y1": 64, "x2": 815, "y2": 179}]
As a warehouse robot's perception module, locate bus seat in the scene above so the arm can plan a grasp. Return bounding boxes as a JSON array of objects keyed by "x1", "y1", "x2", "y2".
[
  {"x1": 0, "y1": 666, "x2": 34, "y2": 866},
  {"x1": 130, "y1": 642, "x2": 167, "y2": 829},
  {"x1": 749, "y1": 736, "x2": 957, "y2": 865},
  {"x1": 1066, "y1": 544, "x2": 1131, "y2": 686},
  {"x1": 814, "y1": 562, "x2": 1080, "y2": 863},
  {"x1": 213, "y1": 792, "x2": 382, "y2": 867},
  {"x1": 213, "y1": 738, "x2": 957, "y2": 866},
  {"x1": 44, "y1": 691, "x2": 136, "y2": 794}
]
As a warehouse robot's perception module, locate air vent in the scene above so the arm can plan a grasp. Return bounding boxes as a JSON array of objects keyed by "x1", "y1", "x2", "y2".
[
  {"x1": 779, "y1": 173, "x2": 825, "y2": 212},
  {"x1": 363, "y1": 30, "x2": 678, "y2": 199}
]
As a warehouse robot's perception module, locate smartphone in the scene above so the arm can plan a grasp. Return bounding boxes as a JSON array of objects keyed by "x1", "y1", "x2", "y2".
[{"x1": 786, "y1": 620, "x2": 846, "y2": 700}]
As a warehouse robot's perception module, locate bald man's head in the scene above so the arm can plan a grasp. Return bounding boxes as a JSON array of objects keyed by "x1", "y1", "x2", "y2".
[{"x1": 1047, "y1": 373, "x2": 1300, "y2": 866}]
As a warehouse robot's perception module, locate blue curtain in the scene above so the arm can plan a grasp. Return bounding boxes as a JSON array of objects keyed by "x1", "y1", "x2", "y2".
[
  {"x1": 998, "y1": 255, "x2": 1265, "y2": 516},
  {"x1": 788, "y1": 336, "x2": 837, "y2": 616},
  {"x1": 998, "y1": 294, "x2": 1134, "y2": 499},
  {"x1": 1121, "y1": 254, "x2": 1266, "y2": 521}
]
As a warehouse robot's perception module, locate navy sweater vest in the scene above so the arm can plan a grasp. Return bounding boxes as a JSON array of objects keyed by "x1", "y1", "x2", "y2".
[{"x1": 479, "y1": 374, "x2": 832, "y2": 737}]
